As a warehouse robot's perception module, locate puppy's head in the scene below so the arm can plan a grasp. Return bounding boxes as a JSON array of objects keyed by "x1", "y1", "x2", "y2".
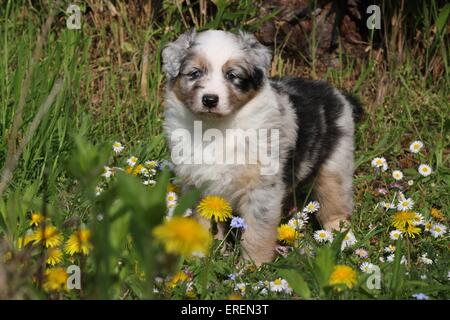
[{"x1": 162, "y1": 30, "x2": 271, "y2": 118}]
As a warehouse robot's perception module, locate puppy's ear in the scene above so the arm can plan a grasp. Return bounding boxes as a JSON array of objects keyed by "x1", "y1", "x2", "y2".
[
  {"x1": 238, "y1": 31, "x2": 272, "y2": 74},
  {"x1": 162, "y1": 29, "x2": 196, "y2": 79}
]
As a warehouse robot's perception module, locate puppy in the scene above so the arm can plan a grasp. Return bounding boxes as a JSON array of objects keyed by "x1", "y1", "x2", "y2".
[{"x1": 162, "y1": 30, "x2": 363, "y2": 265}]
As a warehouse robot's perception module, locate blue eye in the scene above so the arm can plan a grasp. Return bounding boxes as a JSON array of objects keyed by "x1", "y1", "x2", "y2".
[{"x1": 188, "y1": 69, "x2": 202, "y2": 80}]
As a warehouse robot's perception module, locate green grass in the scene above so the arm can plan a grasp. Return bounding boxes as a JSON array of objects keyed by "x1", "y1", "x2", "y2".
[{"x1": 0, "y1": 0, "x2": 448, "y2": 299}]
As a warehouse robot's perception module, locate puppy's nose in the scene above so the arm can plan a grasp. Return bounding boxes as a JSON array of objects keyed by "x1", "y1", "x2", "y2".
[{"x1": 202, "y1": 94, "x2": 219, "y2": 108}]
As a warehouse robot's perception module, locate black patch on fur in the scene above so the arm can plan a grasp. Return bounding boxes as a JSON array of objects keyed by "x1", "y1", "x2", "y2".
[
  {"x1": 231, "y1": 67, "x2": 265, "y2": 92},
  {"x1": 342, "y1": 91, "x2": 364, "y2": 122},
  {"x1": 270, "y1": 77, "x2": 350, "y2": 187}
]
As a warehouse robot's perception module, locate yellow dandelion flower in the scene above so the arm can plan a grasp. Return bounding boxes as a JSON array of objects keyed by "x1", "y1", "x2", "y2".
[
  {"x1": 43, "y1": 268, "x2": 68, "y2": 292},
  {"x1": 32, "y1": 225, "x2": 63, "y2": 248},
  {"x1": 64, "y1": 228, "x2": 93, "y2": 255},
  {"x1": 329, "y1": 265, "x2": 357, "y2": 289},
  {"x1": 277, "y1": 224, "x2": 298, "y2": 245},
  {"x1": 133, "y1": 164, "x2": 144, "y2": 176},
  {"x1": 46, "y1": 248, "x2": 63, "y2": 266},
  {"x1": 168, "y1": 271, "x2": 190, "y2": 289},
  {"x1": 197, "y1": 195, "x2": 232, "y2": 222},
  {"x1": 29, "y1": 212, "x2": 44, "y2": 227},
  {"x1": 391, "y1": 211, "x2": 416, "y2": 229},
  {"x1": 126, "y1": 166, "x2": 133, "y2": 174},
  {"x1": 430, "y1": 208, "x2": 444, "y2": 221},
  {"x1": 152, "y1": 217, "x2": 212, "y2": 257},
  {"x1": 17, "y1": 230, "x2": 34, "y2": 249},
  {"x1": 401, "y1": 224, "x2": 421, "y2": 238}
]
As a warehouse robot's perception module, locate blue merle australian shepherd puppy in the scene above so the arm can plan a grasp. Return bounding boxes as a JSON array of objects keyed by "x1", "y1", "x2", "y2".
[{"x1": 162, "y1": 30, "x2": 363, "y2": 265}]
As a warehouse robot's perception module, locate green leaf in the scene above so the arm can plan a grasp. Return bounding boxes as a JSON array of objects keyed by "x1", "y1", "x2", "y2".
[
  {"x1": 330, "y1": 230, "x2": 348, "y2": 259},
  {"x1": 173, "y1": 187, "x2": 202, "y2": 217},
  {"x1": 278, "y1": 269, "x2": 311, "y2": 299},
  {"x1": 436, "y1": 4, "x2": 450, "y2": 35},
  {"x1": 389, "y1": 239, "x2": 405, "y2": 299},
  {"x1": 314, "y1": 246, "x2": 335, "y2": 289}
]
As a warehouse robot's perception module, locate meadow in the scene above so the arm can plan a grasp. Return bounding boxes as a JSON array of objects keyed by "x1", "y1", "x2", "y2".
[{"x1": 0, "y1": 0, "x2": 449, "y2": 299}]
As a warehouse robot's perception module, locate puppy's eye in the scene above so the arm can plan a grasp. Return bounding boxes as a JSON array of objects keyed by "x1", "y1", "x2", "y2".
[
  {"x1": 188, "y1": 69, "x2": 202, "y2": 80},
  {"x1": 226, "y1": 71, "x2": 239, "y2": 81}
]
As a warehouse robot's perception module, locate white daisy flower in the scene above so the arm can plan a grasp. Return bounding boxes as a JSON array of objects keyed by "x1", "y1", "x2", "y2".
[
  {"x1": 418, "y1": 253, "x2": 433, "y2": 265},
  {"x1": 303, "y1": 201, "x2": 320, "y2": 214},
  {"x1": 127, "y1": 156, "x2": 138, "y2": 167},
  {"x1": 112, "y1": 141, "x2": 124, "y2": 154},
  {"x1": 295, "y1": 210, "x2": 310, "y2": 222},
  {"x1": 234, "y1": 282, "x2": 247, "y2": 295},
  {"x1": 102, "y1": 166, "x2": 113, "y2": 179},
  {"x1": 380, "y1": 201, "x2": 396, "y2": 210},
  {"x1": 418, "y1": 164, "x2": 432, "y2": 177},
  {"x1": 430, "y1": 223, "x2": 447, "y2": 238},
  {"x1": 397, "y1": 197, "x2": 414, "y2": 211},
  {"x1": 386, "y1": 254, "x2": 395, "y2": 262},
  {"x1": 392, "y1": 170, "x2": 404, "y2": 180},
  {"x1": 313, "y1": 229, "x2": 333, "y2": 243},
  {"x1": 389, "y1": 230, "x2": 403, "y2": 240},
  {"x1": 341, "y1": 231, "x2": 357, "y2": 250},
  {"x1": 384, "y1": 244, "x2": 396, "y2": 253},
  {"x1": 412, "y1": 212, "x2": 425, "y2": 226},
  {"x1": 288, "y1": 217, "x2": 305, "y2": 230},
  {"x1": 409, "y1": 140, "x2": 423, "y2": 153},
  {"x1": 355, "y1": 248, "x2": 369, "y2": 259},
  {"x1": 269, "y1": 278, "x2": 284, "y2": 292},
  {"x1": 360, "y1": 262, "x2": 376, "y2": 274},
  {"x1": 269, "y1": 278, "x2": 291, "y2": 294},
  {"x1": 145, "y1": 160, "x2": 158, "y2": 168},
  {"x1": 371, "y1": 157, "x2": 388, "y2": 171},
  {"x1": 166, "y1": 191, "x2": 177, "y2": 203},
  {"x1": 95, "y1": 186, "x2": 103, "y2": 196}
]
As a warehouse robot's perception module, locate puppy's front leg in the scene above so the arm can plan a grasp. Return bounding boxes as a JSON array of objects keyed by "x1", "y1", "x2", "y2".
[{"x1": 238, "y1": 187, "x2": 282, "y2": 266}]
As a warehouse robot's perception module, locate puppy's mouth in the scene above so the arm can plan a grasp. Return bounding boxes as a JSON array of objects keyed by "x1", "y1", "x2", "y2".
[{"x1": 197, "y1": 108, "x2": 226, "y2": 118}]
